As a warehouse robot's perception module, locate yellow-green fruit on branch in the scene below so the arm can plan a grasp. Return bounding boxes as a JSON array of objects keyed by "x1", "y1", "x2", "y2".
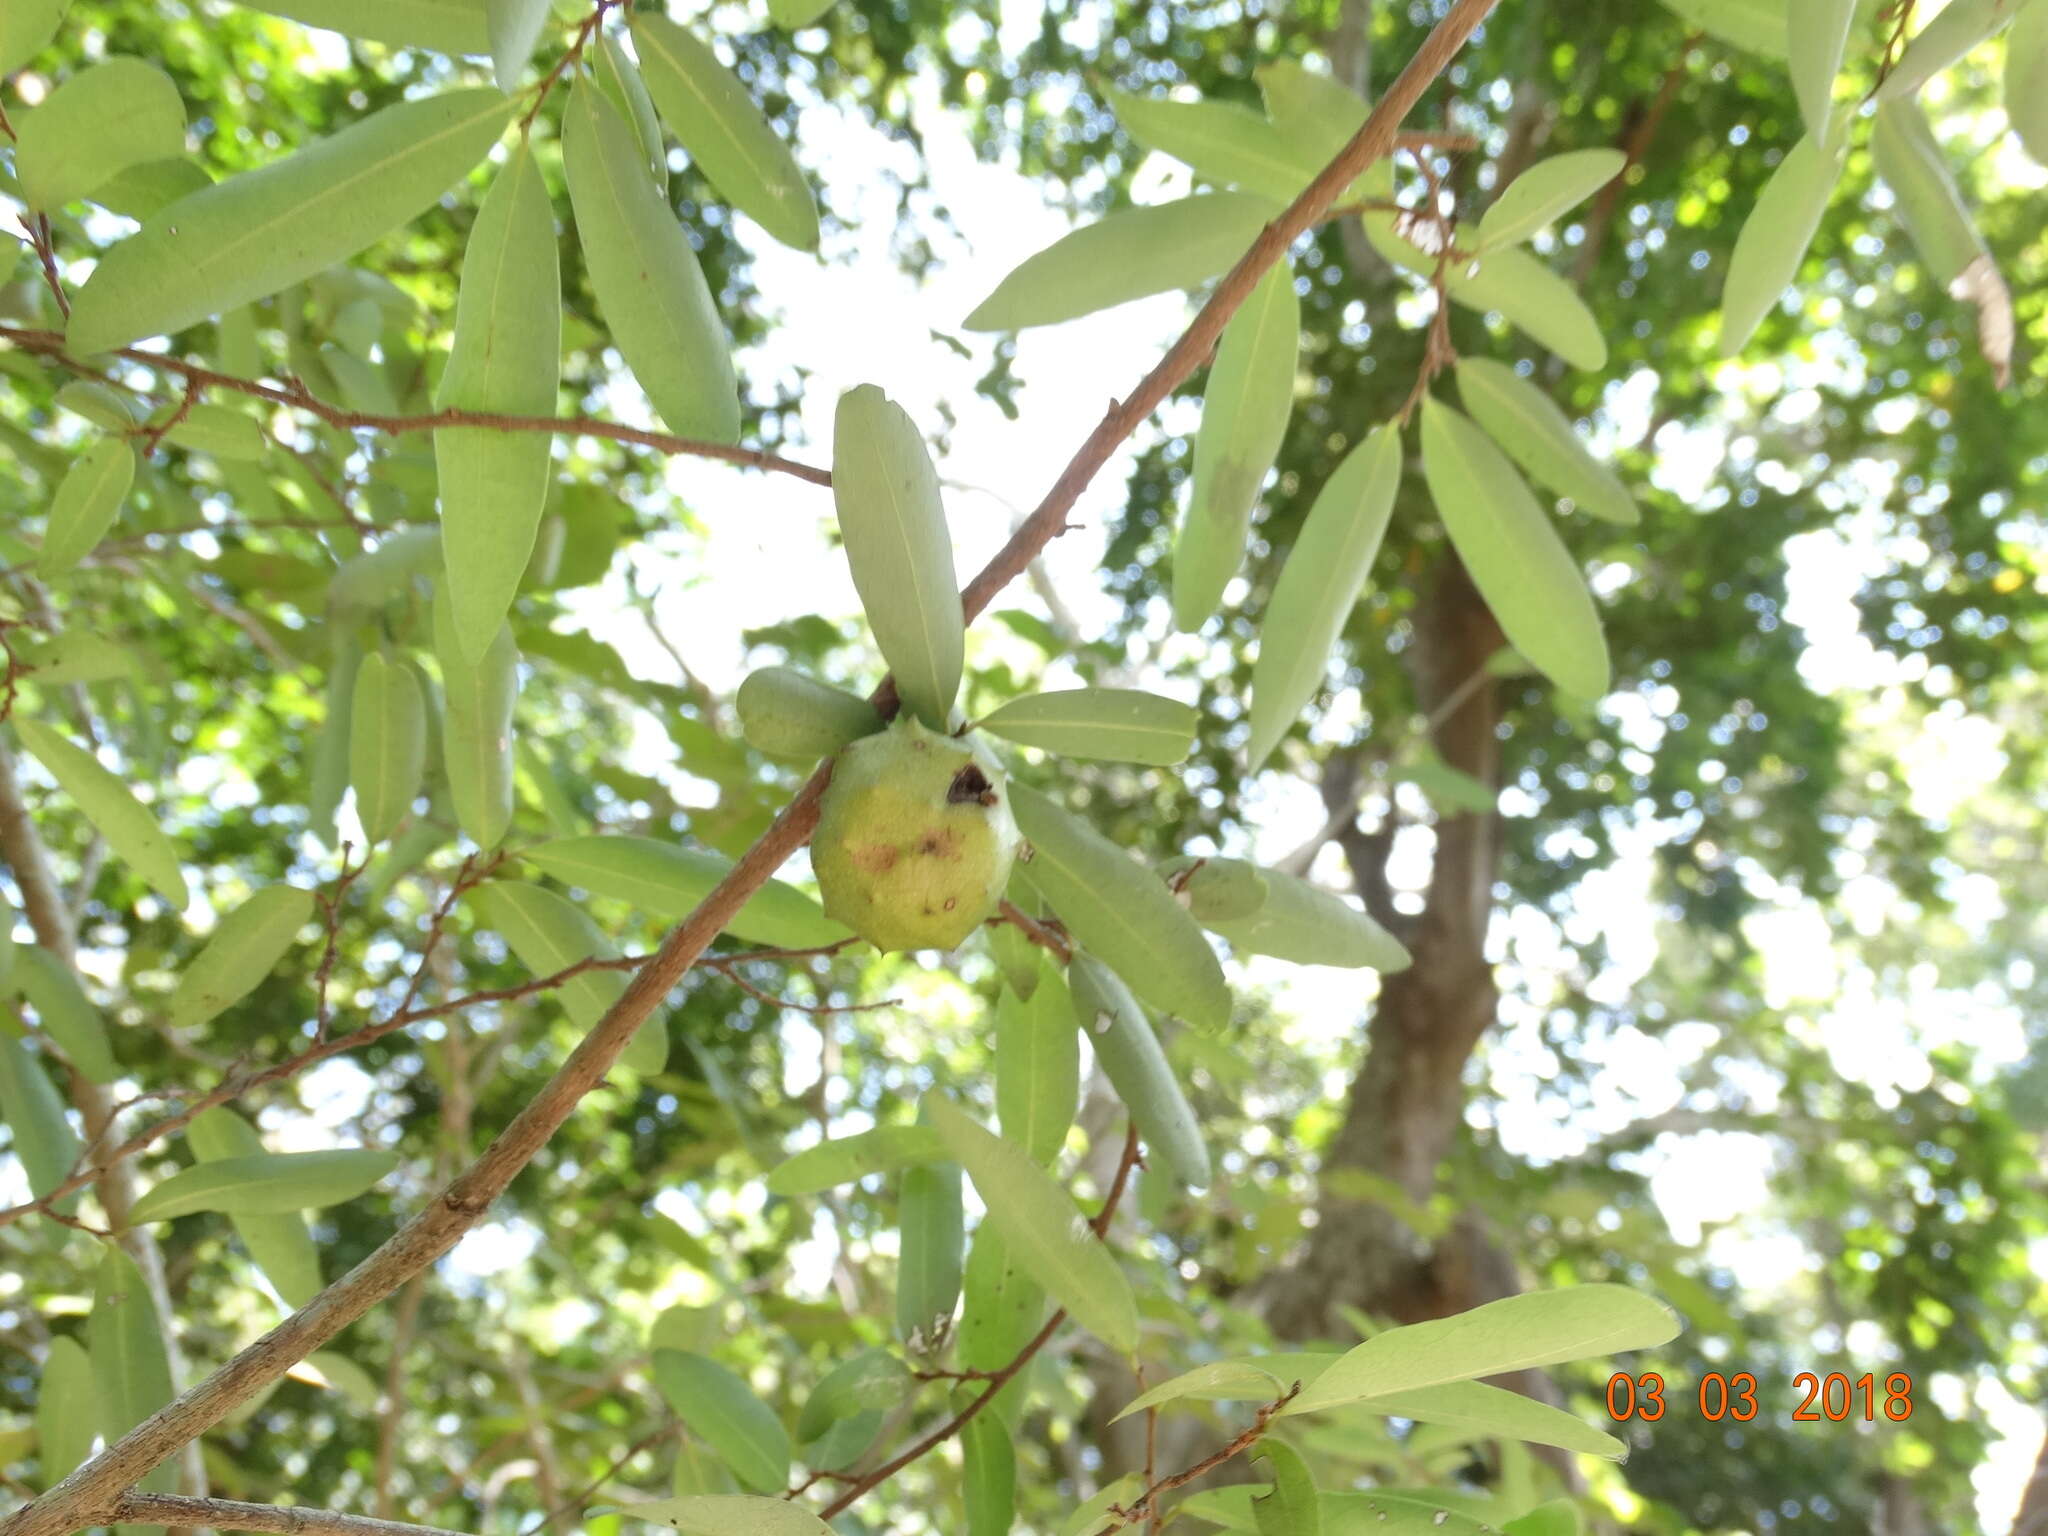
[{"x1": 811, "y1": 716, "x2": 1019, "y2": 952}]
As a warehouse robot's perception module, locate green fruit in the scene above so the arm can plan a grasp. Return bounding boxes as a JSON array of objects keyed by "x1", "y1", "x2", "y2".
[{"x1": 811, "y1": 716, "x2": 1019, "y2": 953}]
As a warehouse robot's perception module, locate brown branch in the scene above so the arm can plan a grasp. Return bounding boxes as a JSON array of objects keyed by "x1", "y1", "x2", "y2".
[
  {"x1": 1092, "y1": 1385, "x2": 1302, "y2": 1535},
  {"x1": 111, "y1": 1494, "x2": 478, "y2": 1536},
  {"x1": 0, "y1": 324, "x2": 832, "y2": 489},
  {"x1": 0, "y1": 10, "x2": 1500, "y2": 1530}
]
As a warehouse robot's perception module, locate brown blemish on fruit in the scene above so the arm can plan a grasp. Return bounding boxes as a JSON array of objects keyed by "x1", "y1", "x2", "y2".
[
  {"x1": 948, "y1": 763, "x2": 998, "y2": 807},
  {"x1": 851, "y1": 844, "x2": 899, "y2": 874},
  {"x1": 918, "y1": 827, "x2": 961, "y2": 858}
]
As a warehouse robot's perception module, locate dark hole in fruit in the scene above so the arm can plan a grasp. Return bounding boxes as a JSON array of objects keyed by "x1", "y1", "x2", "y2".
[{"x1": 947, "y1": 764, "x2": 998, "y2": 807}]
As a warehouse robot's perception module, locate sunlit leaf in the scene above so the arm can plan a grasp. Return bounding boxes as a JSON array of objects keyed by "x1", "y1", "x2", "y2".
[
  {"x1": 600, "y1": 1497, "x2": 829, "y2": 1536},
  {"x1": 1876, "y1": 0, "x2": 2021, "y2": 101},
  {"x1": 1788, "y1": 0, "x2": 1858, "y2": 141},
  {"x1": 88, "y1": 1249, "x2": 179, "y2": 1493},
  {"x1": 794, "y1": 1350, "x2": 910, "y2": 1444},
  {"x1": 235, "y1": 0, "x2": 489, "y2": 54},
  {"x1": 763, "y1": 1124, "x2": 943, "y2": 1196},
  {"x1": 128, "y1": 1148, "x2": 398, "y2": 1223},
  {"x1": 14, "y1": 58, "x2": 186, "y2": 211},
  {"x1": 522, "y1": 835, "x2": 848, "y2": 950},
  {"x1": 976, "y1": 688, "x2": 1197, "y2": 765},
  {"x1": 1246, "y1": 423, "x2": 1401, "y2": 769},
  {"x1": 925, "y1": 1094, "x2": 1138, "y2": 1354},
  {"x1": 1103, "y1": 86, "x2": 1322, "y2": 198},
  {"x1": 0, "y1": 0, "x2": 71, "y2": 75},
  {"x1": 484, "y1": 0, "x2": 550, "y2": 92},
  {"x1": 1251, "y1": 1438, "x2": 1320, "y2": 1536},
  {"x1": 650, "y1": 1350, "x2": 790, "y2": 1494},
  {"x1": 36, "y1": 1336, "x2": 95, "y2": 1488},
  {"x1": 1349, "y1": 1380, "x2": 1624, "y2": 1460},
  {"x1": 1069, "y1": 954, "x2": 1209, "y2": 1190},
  {"x1": 963, "y1": 1416, "x2": 1016, "y2": 1536},
  {"x1": 13, "y1": 716, "x2": 187, "y2": 905},
  {"x1": 67, "y1": 88, "x2": 515, "y2": 355},
  {"x1": 592, "y1": 32, "x2": 669, "y2": 192},
  {"x1": 1716, "y1": 133, "x2": 1845, "y2": 357},
  {"x1": 735, "y1": 667, "x2": 882, "y2": 761},
  {"x1": 1477, "y1": 149, "x2": 1625, "y2": 248},
  {"x1": 16, "y1": 946, "x2": 116, "y2": 1083},
  {"x1": 0, "y1": 1033, "x2": 83, "y2": 1208},
  {"x1": 168, "y1": 884, "x2": 314, "y2": 1030},
  {"x1": 1503, "y1": 1500, "x2": 1581, "y2": 1536},
  {"x1": 433, "y1": 592, "x2": 519, "y2": 851},
  {"x1": 632, "y1": 14, "x2": 820, "y2": 251},
  {"x1": 38, "y1": 437, "x2": 136, "y2": 580},
  {"x1": 896, "y1": 1160, "x2": 965, "y2": 1353},
  {"x1": 996, "y1": 968, "x2": 1077, "y2": 1166},
  {"x1": 2008, "y1": 1, "x2": 2048, "y2": 166},
  {"x1": 187, "y1": 1107, "x2": 322, "y2": 1309},
  {"x1": 348, "y1": 652, "x2": 426, "y2": 844},
  {"x1": 1656, "y1": 0, "x2": 1785, "y2": 54},
  {"x1": 162, "y1": 404, "x2": 266, "y2": 461},
  {"x1": 1454, "y1": 359, "x2": 1637, "y2": 526},
  {"x1": 1174, "y1": 259, "x2": 1298, "y2": 631}
]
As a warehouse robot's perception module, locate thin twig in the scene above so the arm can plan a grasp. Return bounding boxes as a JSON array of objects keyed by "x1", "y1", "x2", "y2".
[{"x1": 111, "y1": 1493, "x2": 479, "y2": 1536}]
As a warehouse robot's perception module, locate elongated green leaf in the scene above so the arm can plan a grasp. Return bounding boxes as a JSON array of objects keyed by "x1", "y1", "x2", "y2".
[
  {"x1": 309, "y1": 637, "x2": 362, "y2": 851},
  {"x1": 1114, "y1": 1355, "x2": 1339, "y2": 1421},
  {"x1": 1104, "y1": 87, "x2": 1322, "y2": 198},
  {"x1": 16, "y1": 632, "x2": 138, "y2": 688},
  {"x1": 1174, "y1": 259, "x2": 1298, "y2": 631},
  {"x1": 15, "y1": 59, "x2": 185, "y2": 211},
  {"x1": 924, "y1": 1094, "x2": 1137, "y2": 1354},
  {"x1": 433, "y1": 594, "x2": 519, "y2": 850},
  {"x1": 1253, "y1": 60, "x2": 1393, "y2": 204},
  {"x1": 162, "y1": 404, "x2": 265, "y2": 461},
  {"x1": 0, "y1": 1033, "x2": 82, "y2": 1207},
  {"x1": 1419, "y1": 401, "x2": 1610, "y2": 700},
  {"x1": 986, "y1": 923, "x2": 1042, "y2": 1000},
  {"x1": 1, "y1": 0, "x2": 70, "y2": 75},
  {"x1": 168, "y1": 884, "x2": 313, "y2": 1029},
  {"x1": 1789, "y1": 0, "x2": 1859, "y2": 140},
  {"x1": 89, "y1": 1250, "x2": 179, "y2": 1494},
  {"x1": 16, "y1": 947, "x2": 115, "y2": 1083},
  {"x1": 963, "y1": 1415, "x2": 1016, "y2": 1536},
  {"x1": 465, "y1": 880, "x2": 666, "y2": 1074},
  {"x1": 348, "y1": 652, "x2": 426, "y2": 843},
  {"x1": 1716, "y1": 134, "x2": 1845, "y2": 357},
  {"x1": 1282, "y1": 1285, "x2": 1682, "y2": 1416},
  {"x1": 238, "y1": 0, "x2": 489, "y2": 54},
  {"x1": 768, "y1": 0, "x2": 836, "y2": 24},
  {"x1": 13, "y1": 716, "x2": 187, "y2": 906},
  {"x1": 831, "y1": 385, "x2": 963, "y2": 729},
  {"x1": 1452, "y1": 241, "x2": 1607, "y2": 372},
  {"x1": 1877, "y1": 0, "x2": 2021, "y2": 101},
  {"x1": 1351, "y1": 1380, "x2": 1624, "y2": 1460},
  {"x1": 977, "y1": 688, "x2": 1197, "y2": 765},
  {"x1": 1251, "y1": 1439, "x2": 1320, "y2": 1536},
  {"x1": 36, "y1": 1335, "x2": 95, "y2": 1488},
  {"x1": 436, "y1": 143, "x2": 560, "y2": 663},
  {"x1": 128, "y1": 1147, "x2": 397, "y2": 1223},
  {"x1": 632, "y1": 15, "x2": 819, "y2": 251},
  {"x1": 1246, "y1": 423, "x2": 1400, "y2": 769},
  {"x1": 1323, "y1": 1493, "x2": 1497, "y2": 1536},
  {"x1": 187, "y1": 1107, "x2": 322, "y2": 1308},
  {"x1": 1069, "y1": 954, "x2": 1209, "y2": 1189},
  {"x1": 650, "y1": 1350, "x2": 790, "y2": 1494},
  {"x1": 1009, "y1": 784, "x2": 1229, "y2": 1030},
  {"x1": 67, "y1": 88, "x2": 514, "y2": 355},
  {"x1": 964, "y1": 192, "x2": 1280, "y2": 331},
  {"x1": 1455, "y1": 360, "x2": 1636, "y2": 528},
  {"x1": 959, "y1": 1223, "x2": 1046, "y2": 1382},
  {"x1": 564, "y1": 80, "x2": 738, "y2": 443},
  {"x1": 38, "y1": 437, "x2": 136, "y2": 580},
  {"x1": 764, "y1": 1125, "x2": 943, "y2": 1195},
  {"x1": 1503, "y1": 1501, "x2": 1580, "y2": 1536},
  {"x1": 896, "y1": 1161, "x2": 965, "y2": 1353},
  {"x1": 1657, "y1": 0, "x2": 1786, "y2": 53},
  {"x1": 601, "y1": 1497, "x2": 829, "y2": 1536},
  {"x1": 0, "y1": 895, "x2": 15, "y2": 994},
  {"x1": 2008, "y1": 1, "x2": 2048, "y2": 166},
  {"x1": 1175, "y1": 857, "x2": 1270, "y2": 923},
  {"x1": 485, "y1": 0, "x2": 550, "y2": 92},
  {"x1": 522, "y1": 835, "x2": 848, "y2": 950},
  {"x1": 593, "y1": 32, "x2": 669, "y2": 191},
  {"x1": 996, "y1": 971, "x2": 1077, "y2": 1166},
  {"x1": 1061, "y1": 1475, "x2": 1146, "y2": 1536},
  {"x1": 794, "y1": 1350, "x2": 910, "y2": 1444},
  {"x1": 735, "y1": 667, "x2": 881, "y2": 760},
  {"x1": 54, "y1": 382, "x2": 143, "y2": 432},
  {"x1": 1476, "y1": 148, "x2": 1626, "y2": 248}
]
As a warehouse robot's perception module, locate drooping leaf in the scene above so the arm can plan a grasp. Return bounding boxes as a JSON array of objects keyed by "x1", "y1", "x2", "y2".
[
  {"x1": 986, "y1": 923, "x2": 1043, "y2": 1000},
  {"x1": 348, "y1": 652, "x2": 426, "y2": 844},
  {"x1": 14, "y1": 58, "x2": 186, "y2": 211},
  {"x1": 67, "y1": 88, "x2": 515, "y2": 355},
  {"x1": 650, "y1": 1350, "x2": 791, "y2": 1495},
  {"x1": 794, "y1": 1350, "x2": 910, "y2": 1444},
  {"x1": 1321, "y1": 1493, "x2": 1499, "y2": 1536},
  {"x1": 1350, "y1": 1380, "x2": 1625, "y2": 1460},
  {"x1": 592, "y1": 31, "x2": 669, "y2": 192},
  {"x1": 235, "y1": 0, "x2": 489, "y2": 54},
  {"x1": 1174, "y1": 259, "x2": 1299, "y2": 631},
  {"x1": 959, "y1": 1224, "x2": 1047, "y2": 1387},
  {"x1": 1716, "y1": 133, "x2": 1846, "y2": 357},
  {"x1": 2008, "y1": 1, "x2": 2048, "y2": 165},
  {"x1": 1009, "y1": 785, "x2": 1229, "y2": 1029},
  {"x1": 924, "y1": 1094, "x2": 1138, "y2": 1354},
  {"x1": 735, "y1": 667, "x2": 882, "y2": 760},
  {"x1": 522, "y1": 835, "x2": 848, "y2": 950},
  {"x1": 433, "y1": 593, "x2": 520, "y2": 851},
  {"x1": 308, "y1": 637, "x2": 363, "y2": 852},
  {"x1": 1656, "y1": 0, "x2": 1786, "y2": 54},
  {"x1": 599, "y1": 1496, "x2": 830, "y2": 1536},
  {"x1": 1418, "y1": 400, "x2": 1611, "y2": 701},
  {"x1": 830, "y1": 385, "x2": 964, "y2": 730},
  {"x1": 763, "y1": 1124, "x2": 944, "y2": 1196},
  {"x1": 963, "y1": 1415, "x2": 1017, "y2": 1536},
  {"x1": 38, "y1": 436, "x2": 137, "y2": 580},
  {"x1": 436, "y1": 142, "x2": 561, "y2": 663},
  {"x1": 466, "y1": 880, "x2": 667, "y2": 1074},
  {"x1": 1246, "y1": 423, "x2": 1401, "y2": 769},
  {"x1": 1362, "y1": 215, "x2": 1607, "y2": 370},
  {"x1": 1253, "y1": 59, "x2": 1392, "y2": 204},
  {"x1": 1876, "y1": 0, "x2": 2022, "y2": 101},
  {"x1": 167, "y1": 884, "x2": 314, "y2": 1030},
  {"x1": 484, "y1": 0, "x2": 550, "y2": 92},
  {"x1": 54, "y1": 382, "x2": 143, "y2": 432},
  {"x1": 162, "y1": 404, "x2": 266, "y2": 461},
  {"x1": 13, "y1": 716, "x2": 188, "y2": 906},
  {"x1": 1251, "y1": 1438, "x2": 1321, "y2": 1536},
  {"x1": 1454, "y1": 359, "x2": 1637, "y2": 527},
  {"x1": 1113, "y1": 1356, "x2": 1338, "y2": 1421},
  {"x1": 187, "y1": 1107, "x2": 323, "y2": 1309},
  {"x1": 1476, "y1": 148, "x2": 1626, "y2": 249},
  {"x1": 0, "y1": 1033, "x2": 83, "y2": 1208},
  {"x1": 36, "y1": 1336, "x2": 95, "y2": 1489},
  {"x1": 896, "y1": 1161, "x2": 965, "y2": 1354},
  {"x1": 563, "y1": 79, "x2": 739, "y2": 444},
  {"x1": 976, "y1": 688, "x2": 1197, "y2": 765},
  {"x1": 301, "y1": 1350, "x2": 383, "y2": 1412},
  {"x1": 767, "y1": 0, "x2": 837, "y2": 25},
  {"x1": 1103, "y1": 86, "x2": 1322, "y2": 198},
  {"x1": 0, "y1": 0, "x2": 70, "y2": 75},
  {"x1": 16, "y1": 632, "x2": 139, "y2": 688},
  {"x1": 963, "y1": 192, "x2": 1280, "y2": 331},
  {"x1": 16, "y1": 947, "x2": 116, "y2": 1083},
  {"x1": 1502, "y1": 1500, "x2": 1582, "y2": 1536},
  {"x1": 631, "y1": 14, "x2": 820, "y2": 251},
  {"x1": 1281, "y1": 1285, "x2": 1682, "y2": 1416},
  {"x1": 127, "y1": 1148, "x2": 399, "y2": 1223},
  {"x1": 88, "y1": 1250, "x2": 179, "y2": 1493},
  {"x1": 996, "y1": 970, "x2": 1078, "y2": 1166},
  {"x1": 1068, "y1": 954, "x2": 1210, "y2": 1190},
  {"x1": 1788, "y1": 0, "x2": 1859, "y2": 141},
  {"x1": 1059, "y1": 1475, "x2": 1146, "y2": 1536}
]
